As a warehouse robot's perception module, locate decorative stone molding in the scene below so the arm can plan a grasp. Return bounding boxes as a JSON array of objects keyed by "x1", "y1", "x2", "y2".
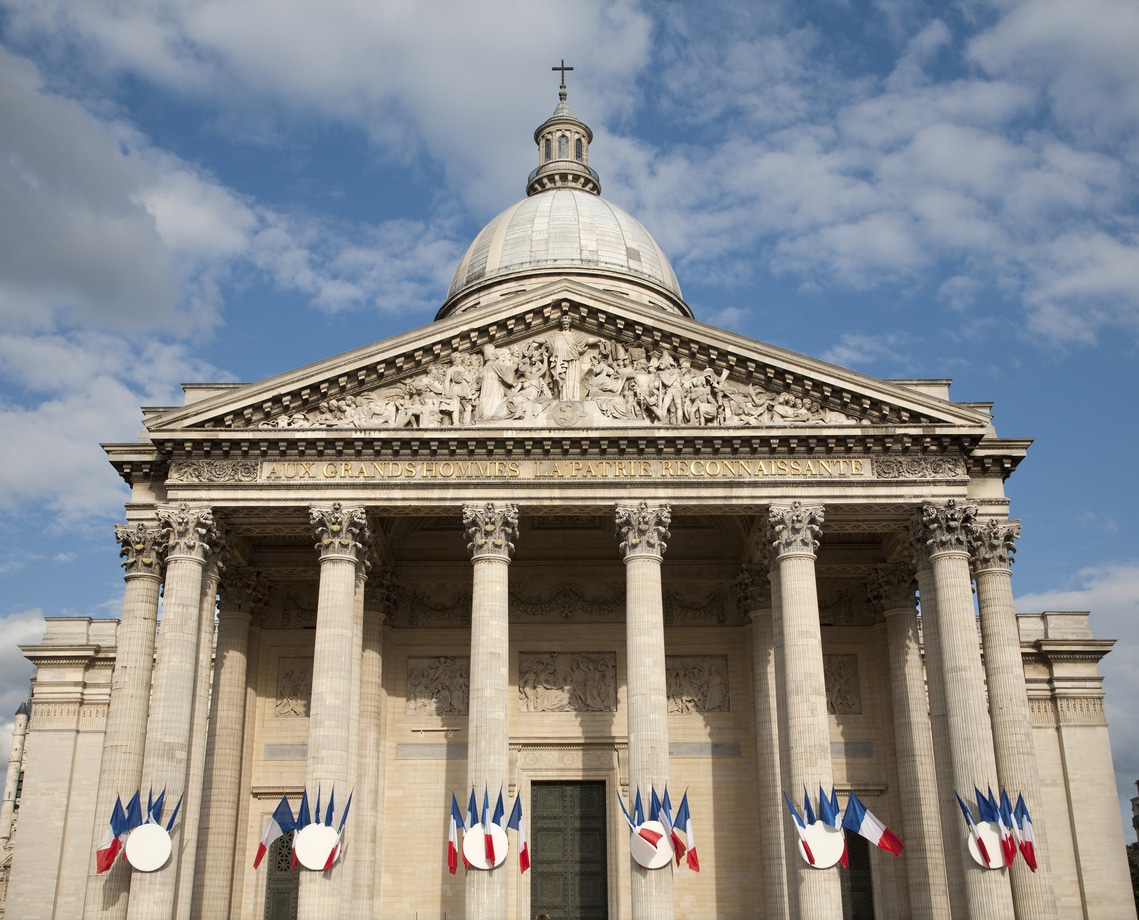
[
  {"x1": 615, "y1": 501, "x2": 671, "y2": 558},
  {"x1": 920, "y1": 499, "x2": 977, "y2": 555},
  {"x1": 221, "y1": 567, "x2": 270, "y2": 615},
  {"x1": 276, "y1": 588, "x2": 318, "y2": 628},
  {"x1": 463, "y1": 502, "x2": 519, "y2": 559},
  {"x1": 767, "y1": 501, "x2": 824, "y2": 557},
  {"x1": 274, "y1": 659, "x2": 312, "y2": 717},
  {"x1": 169, "y1": 459, "x2": 259, "y2": 483},
  {"x1": 823, "y1": 654, "x2": 862, "y2": 715},
  {"x1": 310, "y1": 502, "x2": 371, "y2": 562},
  {"x1": 510, "y1": 582, "x2": 624, "y2": 621},
  {"x1": 406, "y1": 657, "x2": 470, "y2": 716},
  {"x1": 1055, "y1": 696, "x2": 1106, "y2": 726},
  {"x1": 874, "y1": 456, "x2": 964, "y2": 479},
  {"x1": 373, "y1": 570, "x2": 399, "y2": 614},
  {"x1": 405, "y1": 589, "x2": 472, "y2": 627},
  {"x1": 666, "y1": 656, "x2": 730, "y2": 713},
  {"x1": 157, "y1": 503, "x2": 219, "y2": 562},
  {"x1": 736, "y1": 565, "x2": 769, "y2": 612},
  {"x1": 968, "y1": 518, "x2": 1021, "y2": 573},
  {"x1": 517, "y1": 652, "x2": 617, "y2": 712},
  {"x1": 664, "y1": 587, "x2": 728, "y2": 625},
  {"x1": 865, "y1": 564, "x2": 917, "y2": 614},
  {"x1": 115, "y1": 522, "x2": 166, "y2": 577}
]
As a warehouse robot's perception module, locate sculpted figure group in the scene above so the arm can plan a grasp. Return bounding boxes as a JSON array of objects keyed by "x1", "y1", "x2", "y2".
[{"x1": 258, "y1": 317, "x2": 860, "y2": 430}]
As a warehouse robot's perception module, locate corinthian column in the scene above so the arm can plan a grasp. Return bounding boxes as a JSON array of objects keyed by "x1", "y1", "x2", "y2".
[
  {"x1": 767, "y1": 501, "x2": 841, "y2": 920},
  {"x1": 739, "y1": 551, "x2": 789, "y2": 920},
  {"x1": 128, "y1": 505, "x2": 219, "y2": 920},
  {"x1": 463, "y1": 502, "x2": 518, "y2": 920},
  {"x1": 84, "y1": 523, "x2": 165, "y2": 920},
  {"x1": 867, "y1": 564, "x2": 949, "y2": 920},
  {"x1": 298, "y1": 503, "x2": 371, "y2": 920},
  {"x1": 615, "y1": 501, "x2": 673, "y2": 920},
  {"x1": 969, "y1": 519, "x2": 1057, "y2": 920},
  {"x1": 193, "y1": 568, "x2": 267, "y2": 918},
  {"x1": 921, "y1": 501, "x2": 1014, "y2": 919}
]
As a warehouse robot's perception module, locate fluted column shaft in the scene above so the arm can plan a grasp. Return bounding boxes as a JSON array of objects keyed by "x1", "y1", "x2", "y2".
[
  {"x1": 0, "y1": 704, "x2": 29, "y2": 847},
  {"x1": 84, "y1": 523, "x2": 164, "y2": 920},
  {"x1": 128, "y1": 505, "x2": 218, "y2": 920},
  {"x1": 298, "y1": 504, "x2": 370, "y2": 920},
  {"x1": 768, "y1": 502, "x2": 841, "y2": 920},
  {"x1": 870, "y1": 565, "x2": 949, "y2": 920},
  {"x1": 616, "y1": 502, "x2": 673, "y2": 920},
  {"x1": 922, "y1": 501, "x2": 1014, "y2": 919},
  {"x1": 464, "y1": 503, "x2": 518, "y2": 920},
  {"x1": 193, "y1": 569, "x2": 262, "y2": 918},
  {"x1": 970, "y1": 519, "x2": 1057, "y2": 920},
  {"x1": 742, "y1": 561, "x2": 789, "y2": 920}
]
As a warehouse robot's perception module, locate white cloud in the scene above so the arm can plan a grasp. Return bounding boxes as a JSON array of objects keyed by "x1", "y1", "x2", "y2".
[
  {"x1": 1017, "y1": 562, "x2": 1139, "y2": 842},
  {"x1": 820, "y1": 332, "x2": 916, "y2": 371},
  {"x1": 0, "y1": 608, "x2": 44, "y2": 761}
]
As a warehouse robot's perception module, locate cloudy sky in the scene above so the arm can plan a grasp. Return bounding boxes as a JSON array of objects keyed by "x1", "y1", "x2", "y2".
[{"x1": 1, "y1": 0, "x2": 1137, "y2": 839}]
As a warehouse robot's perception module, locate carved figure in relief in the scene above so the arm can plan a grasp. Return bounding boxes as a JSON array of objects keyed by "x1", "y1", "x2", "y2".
[
  {"x1": 443, "y1": 353, "x2": 480, "y2": 426},
  {"x1": 406, "y1": 657, "x2": 469, "y2": 715},
  {"x1": 275, "y1": 668, "x2": 311, "y2": 717},
  {"x1": 665, "y1": 656, "x2": 730, "y2": 713},
  {"x1": 518, "y1": 652, "x2": 616, "y2": 712},
  {"x1": 541, "y1": 316, "x2": 599, "y2": 401},
  {"x1": 652, "y1": 350, "x2": 685, "y2": 424},
  {"x1": 476, "y1": 344, "x2": 517, "y2": 420}
]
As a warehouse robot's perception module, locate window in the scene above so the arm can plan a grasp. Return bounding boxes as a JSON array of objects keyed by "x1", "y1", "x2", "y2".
[
  {"x1": 544, "y1": 138, "x2": 551, "y2": 162},
  {"x1": 575, "y1": 138, "x2": 583, "y2": 162},
  {"x1": 558, "y1": 135, "x2": 569, "y2": 158}
]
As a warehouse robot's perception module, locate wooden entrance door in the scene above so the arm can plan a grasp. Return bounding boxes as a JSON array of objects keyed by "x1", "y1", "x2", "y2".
[{"x1": 530, "y1": 781, "x2": 609, "y2": 920}]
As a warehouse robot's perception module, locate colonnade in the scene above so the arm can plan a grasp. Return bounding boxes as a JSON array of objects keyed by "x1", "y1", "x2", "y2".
[{"x1": 82, "y1": 497, "x2": 1055, "y2": 920}]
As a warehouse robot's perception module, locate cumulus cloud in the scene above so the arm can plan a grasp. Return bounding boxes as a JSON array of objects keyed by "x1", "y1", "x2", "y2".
[
  {"x1": 1017, "y1": 562, "x2": 1139, "y2": 842},
  {"x1": 0, "y1": 608, "x2": 44, "y2": 760}
]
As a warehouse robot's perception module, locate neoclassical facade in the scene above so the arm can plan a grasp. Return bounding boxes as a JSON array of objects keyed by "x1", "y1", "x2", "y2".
[{"x1": 5, "y1": 84, "x2": 1136, "y2": 920}]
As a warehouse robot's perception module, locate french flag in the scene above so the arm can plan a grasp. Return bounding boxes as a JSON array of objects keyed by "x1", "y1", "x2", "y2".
[
  {"x1": 819, "y1": 786, "x2": 848, "y2": 868},
  {"x1": 1014, "y1": 794, "x2": 1038, "y2": 872},
  {"x1": 507, "y1": 795, "x2": 530, "y2": 873},
  {"x1": 448, "y1": 793, "x2": 464, "y2": 875},
  {"x1": 661, "y1": 788, "x2": 686, "y2": 865},
  {"x1": 290, "y1": 789, "x2": 311, "y2": 869},
  {"x1": 482, "y1": 789, "x2": 497, "y2": 864},
  {"x1": 617, "y1": 790, "x2": 664, "y2": 847},
  {"x1": 677, "y1": 792, "x2": 699, "y2": 871},
  {"x1": 254, "y1": 795, "x2": 295, "y2": 869},
  {"x1": 955, "y1": 791, "x2": 992, "y2": 867},
  {"x1": 323, "y1": 792, "x2": 351, "y2": 871},
  {"x1": 998, "y1": 788, "x2": 1018, "y2": 867},
  {"x1": 783, "y1": 791, "x2": 814, "y2": 865},
  {"x1": 842, "y1": 791, "x2": 903, "y2": 856},
  {"x1": 95, "y1": 796, "x2": 128, "y2": 873}
]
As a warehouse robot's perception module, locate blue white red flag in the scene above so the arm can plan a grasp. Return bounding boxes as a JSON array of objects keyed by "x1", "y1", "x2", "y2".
[
  {"x1": 314, "y1": 787, "x2": 323, "y2": 825},
  {"x1": 482, "y1": 788, "x2": 496, "y2": 863},
  {"x1": 254, "y1": 795, "x2": 295, "y2": 869},
  {"x1": 164, "y1": 792, "x2": 184, "y2": 833},
  {"x1": 956, "y1": 791, "x2": 992, "y2": 867},
  {"x1": 634, "y1": 789, "x2": 645, "y2": 826},
  {"x1": 492, "y1": 790, "x2": 506, "y2": 830},
  {"x1": 124, "y1": 791, "x2": 143, "y2": 833},
  {"x1": 467, "y1": 789, "x2": 479, "y2": 832},
  {"x1": 802, "y1": 787, "x2": 816, "y2": 827},
  {"x1": 661, "y1": 788, "x2": 685, "y2": 865},
  {"x1": 998, "y1": 789, "x2": 1018, "y2": 867},
  {"x1": 325, "y1": 788, "x2": 335, "y2": 828},
  {"x1": 678, "y1": 792, "x2": 699, "y2": 871},
  {"x1": 448, "y1": 792, "x2": 464, "y2": 874},
  {"x1": 820, "y1": 786, "x2": 848, "y2": 867},
  {"x1": 147, "y1": 788, "x2": 166, "y2": 825},
  {"x1": 323, "y1": 790, "x2": 352, "y2": 871},
  {"x1": 649, "y1": 788, "x2": 662, "y2": 823},
  {"x1": 841, "y1": 791, "x2": 903, "y2": 856},
  {"x1": 1014, "y1": 794, "x2": 1038, "y2": 872},
  {"x1": 617, "y1": 790, "x2": 664, "y2": 847},
  {"x1": 783, "y1": 791, "x2": 814, "y2": 865},
  {"x1": 507, "y1": 795, "x2": 530, "y2": 873},
  {"x1": 291, "y1": 789, "x2": 311, "y2": 869},
  {"x1": 95, "y1": 796, "x2": 128, "y2": 873}
]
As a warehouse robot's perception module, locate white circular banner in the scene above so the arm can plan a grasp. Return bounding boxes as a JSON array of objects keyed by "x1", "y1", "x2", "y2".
[
  {"x1": 798, "y1": 823, "x2": 846, "y2": 869},
  {"x1": 462, "y1": 825, "x2": 508, "y2": 870},
  {"x1": 966, "y1": 821, "x2": 1006, "y2": 869},
  {"x1": 293, "y1": 825, "x2": 341, "y2": 870},
  {"x1": 629, "y1": 820, "x2": 673, "y2": 870},
  {"x1": 124, "y1": 823, "x2": 172, "y2": 872}
]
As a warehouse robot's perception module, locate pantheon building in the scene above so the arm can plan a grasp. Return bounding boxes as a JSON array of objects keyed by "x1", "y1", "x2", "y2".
[{"x1": 3, "y1": 83, "x2": 1135, "y2": 920}]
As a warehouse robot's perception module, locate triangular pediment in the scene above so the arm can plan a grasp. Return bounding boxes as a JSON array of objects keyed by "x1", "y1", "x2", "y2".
[{"x1": 142, "y1": 280, "x2": 993, "y2": 437}]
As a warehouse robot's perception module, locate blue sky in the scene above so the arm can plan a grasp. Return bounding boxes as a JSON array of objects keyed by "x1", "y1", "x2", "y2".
[{"x1": 1, "y1": 0, "x2": 1137, "y2": 839}]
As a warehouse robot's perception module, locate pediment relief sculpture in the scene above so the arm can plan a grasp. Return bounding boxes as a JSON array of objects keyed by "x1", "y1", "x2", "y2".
[{"x1": 250, "y1": 321, "x2": 864, "y2": 431}]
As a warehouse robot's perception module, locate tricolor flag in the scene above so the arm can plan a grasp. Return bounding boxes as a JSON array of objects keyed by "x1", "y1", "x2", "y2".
[
  {"x1": 976, "y1": 786, "x2": 1008, "y2": 867},
  {"x1": 677, "y1": 792, "x2": 699, "y2": 871},
  {"x1": 314, "y1": 787, "x2": 323, "y2": 825},
  {"x1": 482, "y1": 788, "x2": 496, "y2": 864},
  {"x1": 783, "y1": 791, "x2": 814, "y2": 865},
  {"x1": 325, "y1": 788, "x2": 336, "y2": 828},
  {"x1": 661, "y1": 788, "x2": 686, "y2": 865},
  {"x1": 649, "y1": 788, "x2": 662, "y2": 822},
  {"x1": 1014, "y1": 794, "x2": 1038, "y2": 872},
  {"x1": 467, "y1": 789, "x2": 479, "y2": 834},
  {"x1": 323, "y1": 791, "x2": 352, "y2": 871},
  {"x1": 164, "y1": 792, "x2": 184, "y2": 833},
  {"x1": 634, "y1": 789, "x2": 646, "y2": 826},
  {"x1": 617, "y1": 790, "x2": 664, "y2": 847},
  {"x1": 803, "y1": 787, "x2": 817, "y2": 827},
  {"x1": 507, "y1": 795, "x2": 530, "y2": 873},
  {"x1": 254, "y1": 795, "x2": 295, "y2": 869},
  {"x1": 291, "y1": 789, "x2": 312, "y2": 869},
  {"x1": 448, "y1": 793, "x2": 464, "y2": 875},
  {"x1": 95, "y1": 796, "x2": 128, "y2": 873},
  {"x1": 956, "y1": 791, "x2": 992, "y2": 867},
  {"x1": 819, "y1": 786, "x2": 848, "y2": 868},
  {"x1": 998, "y1": 789, "x2": 1018, "y2": 867},
  {"x1": 147, "y1": 788, "x2": 166, "y2": 825},
  {"x1": 842, "y1": 791, "x2": 904, "y2": 856}
]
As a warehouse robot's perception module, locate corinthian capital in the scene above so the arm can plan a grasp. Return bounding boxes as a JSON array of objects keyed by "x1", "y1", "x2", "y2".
[
  {"x1": 157, "y1": 504, "x2": 219, "y2": 562},
  {"x1": 311, "y1": 503, "x2": 371, "y2": 562},
  {"x1": 920, "y1": 499, "x2": 977, "y2": 555},
  {"x1": 615, "y1": 502, "x2": 671, "y2": 558},
  {"x1": 736, "y1": 565, "x2": 770, "y2": 612},
  {"x1": 115, "y1": 522, "x2": 166, "y2": 577},
  {"x1": 968, "y1": 518, "x2": 1021, "y2": 572},
  {"x1": 866, "y1": 564, "x2": 917, "y2": 614},
  {"x1": 767, "y1": 501, "x2": 824, "y2": 558},
  {"x1": 463, "y1": 502, "x2": 519, "y2": 560}
]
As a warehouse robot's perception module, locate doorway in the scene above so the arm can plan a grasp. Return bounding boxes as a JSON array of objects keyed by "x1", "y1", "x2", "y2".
[{"x1": 530, "y1": 781, "x2": 609, "y2": 920}]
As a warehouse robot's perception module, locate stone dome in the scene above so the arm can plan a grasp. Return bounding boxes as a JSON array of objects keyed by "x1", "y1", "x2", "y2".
[{"x1": 437, "y1": 85, "x2": 690, "y2": 319}]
